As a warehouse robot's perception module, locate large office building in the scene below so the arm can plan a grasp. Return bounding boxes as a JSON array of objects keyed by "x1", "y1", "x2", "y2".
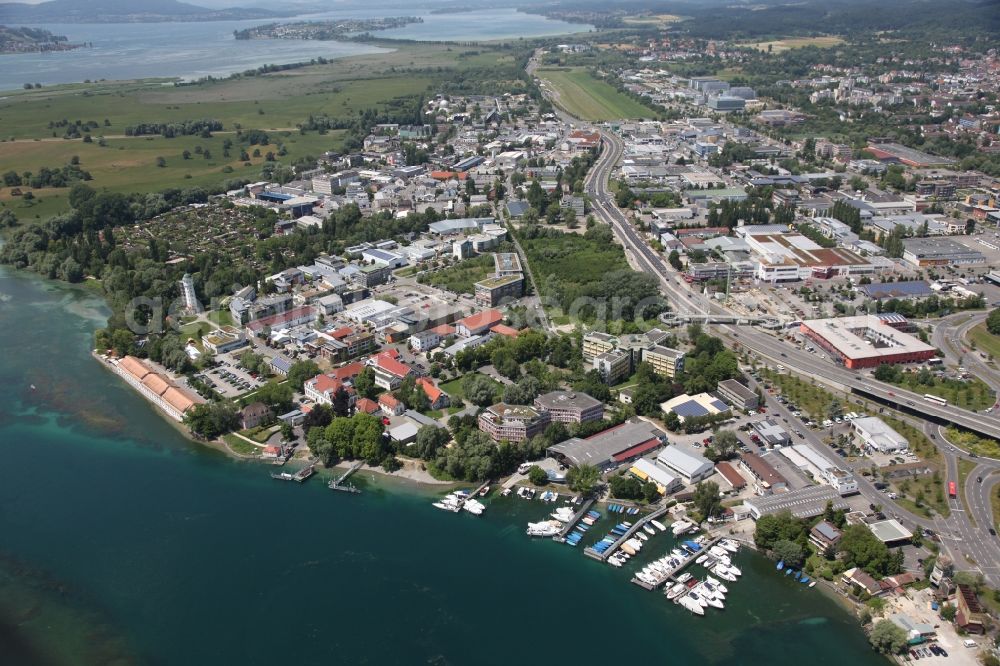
[
  {"x1": 594, "y1": 349, "x2": 632, "y2": 385},
  {"x1": 478, "y1": 403, "x2": 551, "y2": 443},
  {"x1": 582, "y1": 329, "x2": 678, "y2": 383},
  {"x1": 902, "y1": 237, "x2": 986, "y2": 268},
  {"x1": 744, "y1": 231, "x2": 877, "y2": 283},
  {"x1": 800, "y1": 315, "x2": 937, "y2": 370},
  {"x1": 799, "y1": 315, "x2": 937, "y2": 369},
  {"x1": 474, "y1": 274, "x2": 524, "y2": 307},
  {"x1": 641, "y1": 345, "x2": 686, "y2": 379},
  {"x1": 717, "y1": 379, "x2": 759, "y2": 411},
  {"x1": 533, "y1": 391, "x2": 604, "y2": 424},
  {"x1": 548, "y1": 419, "x2": 667, "y2": 471}
]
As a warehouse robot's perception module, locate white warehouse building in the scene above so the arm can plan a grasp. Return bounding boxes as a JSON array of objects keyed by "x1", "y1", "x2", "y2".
[{"x1": 852, "y1": 417, "x2": 909, "y2": 453}]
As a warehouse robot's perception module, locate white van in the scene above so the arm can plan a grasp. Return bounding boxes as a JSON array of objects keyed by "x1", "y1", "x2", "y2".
[{"x1": 963, "y1": 639, "x2": 977, "y2": 649}]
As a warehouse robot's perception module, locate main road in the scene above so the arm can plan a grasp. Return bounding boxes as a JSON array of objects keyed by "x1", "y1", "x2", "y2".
[
  {"x1": 584, "y1": 130, "x2": 1000, "y2": 441},
  {"x1": 582, "y1": 116, "x2": 1000, "y2": 582},
  {"x1": 534, "y1": 55, "x2": 1000, "y2": 582}
]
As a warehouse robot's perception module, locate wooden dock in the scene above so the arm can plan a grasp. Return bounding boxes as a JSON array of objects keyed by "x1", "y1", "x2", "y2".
[
  {"x1": 553, "y1": 498, "x2": 596, "y2": 542},
  {"x1": 270, "y1": 463, "x2": 315, "y2": 483},
  {"x1": 629, "y1": 535, "x2": 723, "y2": 591},
  {"x1": 584, "y1": 505, "x2": 670, "y2": 562},
  {"x1": 328, "y1": 461, "x2": 364, "y2": 494}
]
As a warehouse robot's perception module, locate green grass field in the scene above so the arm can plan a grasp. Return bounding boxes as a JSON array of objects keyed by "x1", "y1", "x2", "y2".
[
  {"x1": 535, "y1": 67, "x2": 655, "y2": 121},
  {"x1": 421, "y1": 255, "x2": 494, "y2": 295},
  {"x1": 969, "y1": 322, "x2": 1000, "y2": 362},
  {"x1": 0, "y1": 41, "x2": 511, "y2": 223}
]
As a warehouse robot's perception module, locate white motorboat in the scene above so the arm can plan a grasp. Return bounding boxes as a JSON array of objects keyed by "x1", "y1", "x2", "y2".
[
  {"x1": 720, "y1": 539, "x2": 739, "y2": 553},
  {"x1": 672, "y1": 520, "x2": 693, "y2": 536},
  {"x1": 709, "y1": 545, "x2": 729, "y2": 559},
  {"x1": 705, "y1": 576, "x2": 728, "y2": 594},
  {"x1": 432, "y1": 501, "x2": 460, "y2": 512},
  {"x1": 676, "y1": 572, "x2": 692, "y2": 583},
  {"x1": 714, "y1": 554, "x2": 732, "y2": 567},
  {"x1": 678, "y1": 596, "x2": 705, "y2": 615},
  {"x1": 551, "y1": 507, "x2": 575, "y2": 522},
  {"x1": 643, "y1": 524, "x2": 657, "y2": 536},
  {"x1": 501, "y1": 487, "x2": 512, "y2": 497},
  {"x1": 695, "y1": 554, "x2": 708, "y2": 565},
  {"x1": 463, "y1": 499, "x2": 486, "y2": 515},
  {"x1": 666, "y1": 582, "x2": 687, "y2": 600},
  {"x1": 702, "y1": 581, "x2": 726, "y2": 601},
  {"x1": 635, "y1": 532, "x2": 648, "y2": 542},
  {"x1": 608, "y1": 557, "x2": 623, "y2": 568},
  {"x1": 670, "y1": 549, "x2": 684, "y2": 559},
  {"x1": 702, "y1": 592, "x2": 724, "y2": 610},
  {"x1": 651, "y1": 519, "x2": 667, "y2": 532},
  {"x1": 713, "y1": 565, "x2": 737, "y2": 582},
  {"x1": 726, "y1": 564, "x2": 742, "y2": 577},
  {"x1": 525, "y1": 520, "x2": 561, "y2": 537},
  {"x1": 687, "y1": 590, "x2": 709, "y2": 608}
]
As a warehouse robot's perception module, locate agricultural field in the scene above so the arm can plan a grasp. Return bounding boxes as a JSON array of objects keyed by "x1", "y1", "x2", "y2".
[
  {"x1": 621, "y1": 14, "x2": 684, "y2": 25},
  {"x1": 535, "y1": 67, "x2": 655, "y2": 121},
  {"x1": 744, "y1": 36, "x2": 845, "y2": 52}
]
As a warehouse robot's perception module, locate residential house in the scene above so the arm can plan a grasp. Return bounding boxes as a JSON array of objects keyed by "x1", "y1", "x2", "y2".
[
  {"x1": 369, "y1": 351, "x2": 413, "y2": 390},
  {"x1": 809, "y1": 521, "x2": 843, "y2": 551},
  {"x1": 378, "y1": 393, "x2": 405, "y2": 416},
  {"x1": 416, "y1": 377, "x2": 450, "y2": 410},
  {"x1": 239, "y1": 402, "x2": 270, "y2": 430}
]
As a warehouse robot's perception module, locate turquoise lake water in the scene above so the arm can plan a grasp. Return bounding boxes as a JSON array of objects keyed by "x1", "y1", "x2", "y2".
[{"x1": 0, "y1": 265, "x2": 887, "y2": 665}]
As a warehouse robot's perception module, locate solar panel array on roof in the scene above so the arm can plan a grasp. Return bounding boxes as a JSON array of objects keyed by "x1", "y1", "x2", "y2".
[
  {"x1": 672, "y1": 401, "x2": 710, "y2": 418},
  {"x1": 861, "y1": 282, "x2": 932, "y2": 299},
  {"x1": 707, "y1": 398, "x2": 728, "y2": 412}
]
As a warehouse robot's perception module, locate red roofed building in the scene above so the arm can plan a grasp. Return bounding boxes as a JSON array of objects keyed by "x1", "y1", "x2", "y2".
[
  {"x1": 430, "y1": 324, "x2": 456, "y2": 337},
  {"x1": 378, "y1": 393, "x2": 405, "y2": 416},
  {"x1": 111, "y1": 355, "x2": 204, "y2": 422},
  {"x1": 716, "y1": 461, "x2": 747, "y2": 490},
  {"x1": 303, "y1": 374, "x2": 357, "y2": 407},
  {"x1": 456, "y1": 309, "x2": 503, "y2": 337},
  {"x1": 490, "y1": 324, "x2": 520, "y2": 338},
  {"x1": 369, "y1": 351, "x2": 412, "y2": 390},
  {"x1": 430, "y1": 170, "x2": 468, "y2": 181},
  {"x1": 355, "y1": 398, "x2": 379, "y2": 414},
  {"x1": 567, "y1": 130, "x2": 601, "y2": 149},
  {"x1": 331, "y1": 361, "x2": 366, "y2": 383},
  {"x1": 328, "y1": 326, "x2": 354, "y2": 340},
  {"x1": 416, "y1": 377, "x2": 450, "y2": 410}
]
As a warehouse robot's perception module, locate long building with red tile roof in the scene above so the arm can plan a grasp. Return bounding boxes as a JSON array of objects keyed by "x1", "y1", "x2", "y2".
[{"x1": 111, "y1": 355, "x2": 203, "y2": 421}]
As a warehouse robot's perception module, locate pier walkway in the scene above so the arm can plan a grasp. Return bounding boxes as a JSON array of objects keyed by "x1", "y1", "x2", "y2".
[
  {"x1": 328, "y1": 461, "x2": 364, "y2": 493},
  {"x1": 553, "y1": 498, "x2": 596, "y2": 543},
  {"x1": 271, "y1": 463, "x2": 315, "y2": 483},
  {"x1": 629, "y1": 535, "x2": 723, "y2": 591},
  {"x1": 584, "y1": 505, "x2": 669, "y2": 562}
]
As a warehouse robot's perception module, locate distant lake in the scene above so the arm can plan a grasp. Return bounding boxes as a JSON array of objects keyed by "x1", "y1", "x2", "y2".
[{"x1": 0, "y1": 9, "x2": 591, "y2": 90}]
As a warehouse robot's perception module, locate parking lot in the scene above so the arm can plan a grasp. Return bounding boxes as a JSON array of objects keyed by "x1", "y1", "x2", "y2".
[{"x1": 197, "y1": 352, "x2": 268, "y2": 398}]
